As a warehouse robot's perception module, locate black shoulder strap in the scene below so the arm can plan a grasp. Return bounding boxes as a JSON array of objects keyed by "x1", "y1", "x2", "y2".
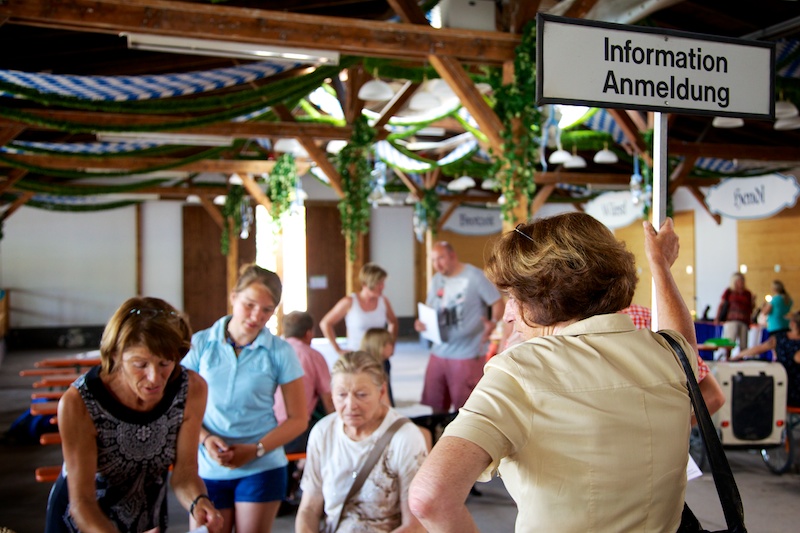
[
  {"x1": 329, "y1": 417, "x2": 410, "y2": 532},
  {"x1": 658, "y1": 331, "x2": 747, "y2": 533}
]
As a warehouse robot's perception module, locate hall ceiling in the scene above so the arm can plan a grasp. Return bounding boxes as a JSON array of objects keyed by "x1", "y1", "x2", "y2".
[{"x1": 2, "y1": 0, "x2": 800, "y2": 218}]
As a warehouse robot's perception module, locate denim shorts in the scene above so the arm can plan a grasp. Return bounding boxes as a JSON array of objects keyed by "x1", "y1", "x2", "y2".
[{"x1": 203, "y1": 466, "x2": 287, "y2": 508}]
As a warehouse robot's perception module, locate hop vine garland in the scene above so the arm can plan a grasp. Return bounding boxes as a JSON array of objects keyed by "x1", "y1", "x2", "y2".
[
  {"x1": 266, "y1": 153, "x2": 297, "y2": 224},
  {"x1": 415, "y1": 186, "x2": 441, "y2": 236},
  {"x1": 336, "y1": 114, "x2": 377, "y2": 260},
  {"x1": 489, "y1": 22, "x2": 541, "y2": 223}
]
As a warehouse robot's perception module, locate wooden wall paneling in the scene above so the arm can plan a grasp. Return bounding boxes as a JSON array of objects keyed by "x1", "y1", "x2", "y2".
[
  {"x1": 737, "y1": 204, "x2": 800, "y2": 308},
  {"x1": 305, "y1": 202, "x2": 347, "y2": 338},
  {"x1": 182, "y1": 206, "x2": 256, "y2": 333},
  {"x1": 615, "y1": 211, "x2": 696, "y2": 315}
]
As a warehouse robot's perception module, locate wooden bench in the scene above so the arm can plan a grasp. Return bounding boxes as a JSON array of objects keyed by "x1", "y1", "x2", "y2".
[
  {"x1": 39, "y1": 432, "x2": 62, "y2": 446},
  {"x1": 32, "y1": 374, "x2": 80, "y2": 389},
  {"x1": 35, "y1": 465, "x2": 61, "y2": 483},
  {"x1": 32, "y1": 391, "x2": 64, "y2": 401},
  {"x1": 30, "y1": 401, "x2": 59, "y2": 417},
  {"x1": 35, "y1": 354, "x2": 100, "y2": 370},
  {"x1": 20, "y1": 368, "x2": 78, "y2": 377}
]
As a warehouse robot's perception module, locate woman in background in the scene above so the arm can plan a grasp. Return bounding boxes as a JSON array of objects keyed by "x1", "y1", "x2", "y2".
[
  {"x1": 296, "y1": 351, "x2": 427, "y2": 533},
  {"x1": 46, "y1": 297, "x2": 222, "y2": 533},
  {"x1": 761, "y1": 280, "x2": 793, "y2": 336},
  {"x1": 360, "y1": 327, "x2": 395, "y2": 407},
  {"x1": 182, "y1": 264, "x2": 307, "y2": 533},
  {"x1": 320, "y1": 263, "x2": 398, "y2": 356},
  {"x1": 716, "y1": 272, "x2": 755, "y2": 350}
]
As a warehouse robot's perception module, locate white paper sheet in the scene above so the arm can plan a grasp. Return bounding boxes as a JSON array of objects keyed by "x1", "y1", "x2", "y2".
[
  {"x1": 417, "y1": 302, "x2": 442, "y2": 345},
  {"x1": 686, "y1": 454, "x2": 703, "y2": 481}
]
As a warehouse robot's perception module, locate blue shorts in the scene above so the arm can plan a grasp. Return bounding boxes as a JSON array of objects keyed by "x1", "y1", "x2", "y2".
[{"x1": 203, "y1": 466, "x2": 287, "y2": 508}]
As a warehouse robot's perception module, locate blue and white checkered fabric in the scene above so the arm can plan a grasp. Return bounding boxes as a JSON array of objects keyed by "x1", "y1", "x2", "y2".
[
  {"x1": 582, "y1": 109, "x2": 626, "y2": 144},
  {"x1": 1, "y1": 141, "x2": 160, "y2": 154},
  {"x1": 777, "y1": 39, "x2": 800, "y2": 78},
  {"x1": 0, "y1": 61, "x2": 300, "y2": 101}
]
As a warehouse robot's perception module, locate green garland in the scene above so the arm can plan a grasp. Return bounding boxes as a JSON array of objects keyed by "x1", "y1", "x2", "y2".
[
  {"x1": 266, "y1": 153, "x2": 297, "y2": 225},
  {"x1": 415, "y1": 186, "x2": 441, "y2": 236},
  {"x1": 336, "y1": 114, "x2": 376, "y2": 260},
  {"x1": 220, "y1": 184, "x2": 245, "y2": 255},
  {"x1": 488, "y1": 21, "x2": 540, "y2": 223}
]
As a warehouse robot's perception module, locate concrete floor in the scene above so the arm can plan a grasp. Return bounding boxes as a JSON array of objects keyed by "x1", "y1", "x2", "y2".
[{"x1": 1, "y1": 340, "x2": 799, "y2": 532}]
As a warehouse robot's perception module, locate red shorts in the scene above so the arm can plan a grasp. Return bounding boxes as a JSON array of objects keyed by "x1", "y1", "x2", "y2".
[{"x1": 421, "y1": 353, "x2": 485, "y2": 413}]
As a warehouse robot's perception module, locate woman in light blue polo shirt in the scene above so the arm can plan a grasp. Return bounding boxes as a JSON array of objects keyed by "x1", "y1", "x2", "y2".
[{"x1": 182, "y1": 264, "x2": 307, "y2": 533}]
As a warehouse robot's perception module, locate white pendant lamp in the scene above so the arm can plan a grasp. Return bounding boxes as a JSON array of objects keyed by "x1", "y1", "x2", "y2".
[
  {"x1": 774, "y1": 116, "x2": 800, "y2": 130},
  {"x1": 326, "y1": 140, "x2": 347, "y2": 154},
  {"x1": 358, "y1": 78, "x2": 395, "y2": 101},
  {"x1": 712, "y1": 116, "x2": 744, "y2": 128},
  {"x1": 775, "y1": 100, "x2": 799, "y2": 119},
  {"x1": 593, "y1": 143, "x2": 618, "y2": 164},
  {"x1": 563, "y1": 147, "x2": 587, "y2": 169},
  {"x1": 548, "y1": 144, "x2": 571, "y2": 165},
  {"x1": 447, "y1": 176, "x2": 477, "y2": 191},
  {"x1": 409, "y1": 90, "x2": 442, "y2": 111}
]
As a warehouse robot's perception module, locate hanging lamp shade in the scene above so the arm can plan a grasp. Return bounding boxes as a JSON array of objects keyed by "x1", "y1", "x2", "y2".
[
  {"x1": 712, "y1": 116, "x2": 744, "y2": 128},
  {"x1": 775, "y1": 100, "x2": 799, "y2": 119},
  {"x1": 548, "y1": 148, "x2": 571, "y2": 164},
  {"x1": 274, "y1": 138, "x2": 308, "y2": 157},
  {"x1": 563, "y1": 147, "x2": 587, "y2": 169},
  {"x1": 358, "y1": 79, "x2": 395, "y2": 101},
  {"x1": 409, "y1": 90, "x2": 442, "y2": 111},
  {"x1": 447, "y1": 176, "x2": 477, "y2": 191},
  {"x1": 774, "y1": 116, "x2": 800, "y2": 130},
  {"x1": 326, "y1": 140, "x2": 347, "y2": 154},
  {"x1": 593, "y1": 143, "x2": 618, "y2": 164},
  {"x1": 426, "y1": 78, "x2": 456, "y2": 98}
]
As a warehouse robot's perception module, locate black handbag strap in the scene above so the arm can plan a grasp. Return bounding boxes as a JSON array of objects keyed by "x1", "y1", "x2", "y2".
[
  {"x1": 658, "y1": 331, "x2": 747, "y2": 533},
  {"x1": 328, "y1": 417, "x2": 410, "y2": 532}
]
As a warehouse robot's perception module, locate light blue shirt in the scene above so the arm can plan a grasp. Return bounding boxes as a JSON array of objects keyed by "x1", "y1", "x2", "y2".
[
  {"x1": 767, "y1": 294, "x2": 793, "y2": 333},
  {"x1": 182, "y1": 316, "x2": 304, "y2": 480}
]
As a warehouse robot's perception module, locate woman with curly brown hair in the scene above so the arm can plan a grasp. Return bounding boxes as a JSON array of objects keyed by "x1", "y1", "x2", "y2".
[{"x1": 409, "y1": 213, "x2": 699, "y2": 532}]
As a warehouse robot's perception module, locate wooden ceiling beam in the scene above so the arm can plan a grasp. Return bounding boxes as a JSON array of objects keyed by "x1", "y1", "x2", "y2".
[
  {"x1": 564, "y1": 0, "x2": 601, "y2": 19},
  {"x1": 0, "y1": 112, "x2": 352, "y2": 140},
  {"x1": 669, "y1": 140, "x2": 800, "y2": 161},
  {"x1": 198, "y1": 195, "x2": 224, "y2": 229},
  {"x1": 607, "y1": 108, "x2": 652, "y2": 166},
  {"x1": 388, "y1": 0, "x2": 505, "y2": 153},
  {"x1": 0, "y1": 0, "x2": 519, "y2": 64},
  {"x1": 273, "y1": 104, "x2": 345, "y2": 198},
  {"x1": 240, "y1": 173, "x2": 273, "y2": 212},
  {"x1": 507, "y1": 0, "x2": 542, "y2": 34},
  {"x1": 373, "y1": 81, "x2": 420, "y2": 132},
  {"x1": 687, "y1": 185, "x2": 721, "y2": 225},
  {"x1": 0, "y1": 168, "x2": 28, "y2": 195},
  {"x1": 667, "y1": 155, "x2": 698, "y2": 195},
  {"x1": 1, "y1": 191, "x2": 34, "y2": 221},
  {"x1": 0, "y1": 154, "x2": 299, "y2": 174}
]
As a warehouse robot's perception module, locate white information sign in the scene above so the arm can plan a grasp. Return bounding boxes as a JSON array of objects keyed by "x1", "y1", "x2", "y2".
[
  {"x1": 441, "y1": 205, "x2": 502, "y2": 235},
  {"x1": 705, "y1": 174, "x2": 800, "y2": 220},
  {"x1": 537, "y1": 14, "x2": 774, "y2": 118},
  {"x1": 584, "y1": 190, "x2": 640, "y2": 229}
]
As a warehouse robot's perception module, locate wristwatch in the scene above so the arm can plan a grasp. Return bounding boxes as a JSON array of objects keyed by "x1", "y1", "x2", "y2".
[{"x1": 255, "y1": 441, "x2": 265, "y2": 458}]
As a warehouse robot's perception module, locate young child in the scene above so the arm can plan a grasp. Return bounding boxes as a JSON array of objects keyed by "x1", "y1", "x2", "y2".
[{"x1": 360, "y1": 327, "x2": 395, "y2": 406}]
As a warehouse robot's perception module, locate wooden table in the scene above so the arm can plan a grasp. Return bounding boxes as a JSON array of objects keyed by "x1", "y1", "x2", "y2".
[
  {"x1": 698, "y1": 343, "x2": 734, "y2": 361},
  {"x1": 34, "y1": 352, "x2": 100, "y2": 371},
  {"x1": 30, "y1": 401, "x2": 59, "y2": 417}
]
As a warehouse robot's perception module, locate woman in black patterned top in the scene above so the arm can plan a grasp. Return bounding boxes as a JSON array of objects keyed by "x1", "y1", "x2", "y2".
[{"x1": 45, "y1": 297, "x2": 224, "y2": 533}]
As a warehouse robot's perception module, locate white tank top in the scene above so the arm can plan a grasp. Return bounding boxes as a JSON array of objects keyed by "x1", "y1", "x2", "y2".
[{"x1": 344, "y1": 292, "x2": 388, "y2": 350}]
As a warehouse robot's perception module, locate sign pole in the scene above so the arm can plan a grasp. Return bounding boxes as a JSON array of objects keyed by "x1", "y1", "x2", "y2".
[{"x1": 651, "y1": 111, "x2": 668, "y2": 330}]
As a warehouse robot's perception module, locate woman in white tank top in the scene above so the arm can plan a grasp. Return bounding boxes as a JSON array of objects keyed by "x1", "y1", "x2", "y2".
[{"x1": 320, "y1": 263, "x2": 398, "y2": 355}]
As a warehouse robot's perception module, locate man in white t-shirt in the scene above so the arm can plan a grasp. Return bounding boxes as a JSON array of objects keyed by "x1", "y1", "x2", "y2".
[{"x1": 414, "y1": 241, "x2": 503, "y2": 414}]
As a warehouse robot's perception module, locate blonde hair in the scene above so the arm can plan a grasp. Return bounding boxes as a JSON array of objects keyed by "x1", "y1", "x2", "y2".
[
  {"x1": 332, "y1": 350, "x2": 386, "y2": 387},
  {"x1": 729, "y1": 272, "x2": 745, "y2": 291},
  {"x1": 360, "y1": 328, "x2": 393, "y2": 361},
  {"x1": 99, "y1": 297, "x2": 191, "y2": 380},
  {"x1": 359, "y1": 263, "x2": 388, "y2": 290}
]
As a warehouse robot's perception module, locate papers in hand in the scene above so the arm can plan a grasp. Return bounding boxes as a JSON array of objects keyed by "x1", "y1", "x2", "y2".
[
  {"x1": 417, "y1": 303, "x2": 442, "y2": 345},
  {"x1": 187, "y1": 526, "x2": 208, "y2": 533},
  {"x1": 687, "y1": 454, "x2": 703, "y2": 481}
]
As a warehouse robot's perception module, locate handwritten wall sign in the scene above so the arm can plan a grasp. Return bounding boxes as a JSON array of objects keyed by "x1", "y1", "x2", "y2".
[
  {"x1": 585, "y1": 191, "x2": 640, "y2": 229},
  {"x1": 705, "y1": 174, "x2": 800, "y2": 219}
]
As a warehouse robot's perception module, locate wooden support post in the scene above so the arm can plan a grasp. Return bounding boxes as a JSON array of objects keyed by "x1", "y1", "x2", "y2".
[
  {"x1": 226, "y1": 216, "x2": 239, "y2": 313},
  {"x1": 345, "y1": 233, "x2": 366, "y2": 295}
]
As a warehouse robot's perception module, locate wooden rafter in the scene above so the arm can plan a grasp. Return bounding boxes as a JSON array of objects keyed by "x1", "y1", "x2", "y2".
[
  {"x1": 0, "y1": 154, "x2": 299, "y2": 174},
  {"x1": 373, "y1": 81, "x2": 421, "y2": 132},
  {"x1": 0, "y1": 112, "x2": 352, "y2": 140},
  {"x1": 667, "y1": 155, "x2": 698, "y2": 195},
  {"x1": 0, "y1": 168, "x2": 28, "y2": 195},
  {"x1": 506, "y1": 0, "x2": 542, "y2": 34},
  {"x1": 0, "y1": 0, "x2": 521, "y2": 64},
  {"x1": 436, "y1": 198, "x2": 463, "y2": 232},
  {"x1": 0, "y1": 191, "x2": 34, "y2": 221},
  {"x1": 529, "y1": 184, "x2": 556, "y2": 216},
  {"x1": 198, "y1": 195, "x2": 224, "y2": 229},
  {"x1": 273, "y1": 105, "x2": 345, "y2": 197},
  {"x1": 607, "y1": 108, "x2": 652, "y2": 166},
  {"x1": 388, "y1": 0, "x2": 505, "y2": 153},
  {"x1": 0, "y1": 124, "x2": 25, "y2": 145},
  {"x1": 688, "y1": 185, "x2": 721, "y2": 225},
  {"x1": 564, "y1": 0, "x2": 601, "y2": 18},
  {"x1": 240, "y1": 173, "x2": 273, "y2": 212},
  {"x1": 391, "y1": 168, "x2": 422, "y2": 198}
]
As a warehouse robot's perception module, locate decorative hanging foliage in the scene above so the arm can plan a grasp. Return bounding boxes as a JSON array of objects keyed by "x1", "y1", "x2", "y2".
[
  {"x1": 266, "y1": 153, "x2": 297, "y2": 225},
  {"x1": 488, "y1": 22, "x2": 541, "y2": 223},
  {"x1": 336, "y1": 114, "x2": 377, "y2": 260},
  {"x1": 220, "y1": 184, "x2": 245, "y2": 256},
  {"x1": 413, "y1": 186, "x2": 441, "y2": 241}
]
